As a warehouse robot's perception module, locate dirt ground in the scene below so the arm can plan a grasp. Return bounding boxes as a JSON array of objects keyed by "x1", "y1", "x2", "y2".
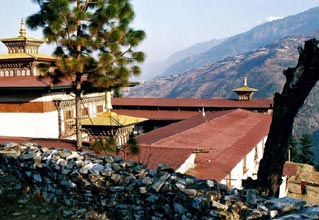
[{"x1": 286, "y1": 162, "x2": 319, "y2": 206}]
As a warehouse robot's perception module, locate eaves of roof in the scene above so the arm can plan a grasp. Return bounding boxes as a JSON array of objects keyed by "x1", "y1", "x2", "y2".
[
  {"x1": 0, "y1": 76, "x2": 73, "y2": 93},
  {"x1": 112, "y1": 97, "x2": 273, "y2": 109},
  {"x1": 112, "y1": 109, "x2": 200, "y2": 120},
  {"x1": 0, "y1": 53, "x2": 55, "y2": 61}
]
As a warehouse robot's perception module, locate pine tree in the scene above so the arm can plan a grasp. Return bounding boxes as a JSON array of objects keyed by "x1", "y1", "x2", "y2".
[
  {"x1": 299, "y1": 133, "x2": 315, "y2": 165},
  {"x1": 27, "y1": 0, "x2": 145, "y2": 150},
  {"x1": 288, "y1": 135, "x2": 299, "y2": 162}
]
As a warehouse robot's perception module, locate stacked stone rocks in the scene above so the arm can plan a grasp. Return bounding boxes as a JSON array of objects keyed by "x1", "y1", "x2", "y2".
[{"x1": 0, "y1": 142, "x2": 318, "y2": 220}]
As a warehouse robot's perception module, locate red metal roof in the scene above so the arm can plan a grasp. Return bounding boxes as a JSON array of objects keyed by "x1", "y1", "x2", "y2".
[
  {"x1": 113, "y1": 97, "x2": 273, "y2": 109},
  {"x1": 137, "y1": 110, "x2": 234, "y2": 145},
  {"x1": 133, "y1": 109, "x2": 271, "y2": 181},
  {"x1": 0, "y1": 76, "x2": 73, "y2": 88},
  {"x1": 112, "y1": 109, "x2": 200, "y2": 120}
]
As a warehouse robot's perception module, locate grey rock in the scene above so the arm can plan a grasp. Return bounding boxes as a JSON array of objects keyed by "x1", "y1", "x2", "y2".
[
  {"x1": 58, "y1": 148, "x2": 72, "y2": 158},
  {"x1": 145, "y1": 194, "x2": 158, "y2": 203},
  {"x1": 142, "y1": 176, "x2": 153, "y2": 185},
  {"x1": 139, "y1": 186, "x2": 147, "y2": 193},
  {"x1": 65, "y1": 151, "x2": 81, "y2": 160},
  {"x1": 270, "y1": 210, "x2": 279, "y2": 218},
  {"x1": 151, "y1": 172, "x2": 170, "y2": 192},
  {"x1": 61, "y1": 167, "x2": 72, "y2": 175},
  {"x1": 33, "y1": 173, "x2": 42, "y2": 183},
  {"x1": 246, "y1": 189, "x2": 257, "y2": 205},
  {"x1": 174, "y1": 202, "x2": 187, "y2": 215},
  {"x1": 63, "y1": 210, "x2": 74, "y2": 217},
  {"x1": 182, "y1": 188, "x2": 197, "y2": 197},
  {"x1": 111, "y1": 174, "x2": 122, "y2": 183},
  {"x1": 103, "y1": 156, "x2": 114, "y2": 163},
  {"x1": 212, "y1": 200, "x2": 228, "y2": 211},
  {"x1": 89, "y1": 164, "x2": 105, "y2": 175},
  {"x1": 206, "y1": 179, "x2": 216, "y2": 188},
  {"x1": 20, "y1": 153, "x2": 35, "y2": 160},
  {"x1": 112, "y1": 163, "x2": 122, "y2": 172},
  {"x1": 268, "y1": 197, "x2": 307, "y2": 213},
  {"x1": 101, "y1": 168, "x2": 112, "y2": 177}
]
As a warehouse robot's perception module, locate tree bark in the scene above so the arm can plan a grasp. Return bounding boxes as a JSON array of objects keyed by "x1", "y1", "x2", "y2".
[
  {"x1": 75, "y1": 1, "x2": 82, "y2": 151},
  {"x1": 257, "y1": 38, "x2": 319, "y2": 196},
  {"x1": 75, "y1": 73, "x2": 82, "y2": 151}
]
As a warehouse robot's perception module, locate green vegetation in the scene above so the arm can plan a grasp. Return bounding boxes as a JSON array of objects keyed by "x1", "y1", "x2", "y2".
[
  {"x1": 289, "y1": 134, "x2": 316, "y2": 167},
  {"x1": 91, "y1": 136, "x2": 139, "y2": 159},
  {"x1": 288, "y1": 135, "x2": 300, "y2": 162},
  {"x1": 27, "y1": 0, "x2": 145, "y2": 150},
  {"x1": 299, "y1": 133, "x2": 315, "y2": 166}
]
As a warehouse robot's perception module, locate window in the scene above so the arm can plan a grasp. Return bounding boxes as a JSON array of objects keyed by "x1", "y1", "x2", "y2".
[
  {"x1": 63, "y1": 109, "x2": 75, "y2": 137},
  {"x1": 96, "y1": 105, "x2": 104, "y2": 113},
  {"x1": 81, "y1": 107, "x2": 89, "y2": 118},
  {"x1": 64, "y1": 109, "x2": 74, "y2": 120}
]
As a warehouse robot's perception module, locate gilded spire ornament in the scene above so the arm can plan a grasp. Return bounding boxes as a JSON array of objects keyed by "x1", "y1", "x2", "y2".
[{"x1": 19, "y1": 18, "x2": 27, "y2": 37}]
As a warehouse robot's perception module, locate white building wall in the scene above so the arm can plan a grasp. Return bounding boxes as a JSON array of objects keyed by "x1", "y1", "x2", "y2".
[
  {"x1": 279, "y1": 176, "x2": 288, "y2": 198},
  {"x1": 244, "y1": 148, "x2": 257, "y2": 179},
  {"x1": 256, "y1": 136, "x2": 267, "y2": 161},
  {"x1": 0, "y1": 111, "x2": 59, "y2": 138},
  {"x1": 229, "y1": 160, "x2": 244, "y2": 189},
  {"x1": 220, "y1": 135, "x2": 268, "y2": 189},
  {"x1": 176, "y1": 153, "x2": 196, "y2": 174}
]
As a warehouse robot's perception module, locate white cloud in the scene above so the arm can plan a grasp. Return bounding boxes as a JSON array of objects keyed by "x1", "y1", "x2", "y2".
[{"x1": 265, "y1": 16, "x2": 283, "y2": 22}]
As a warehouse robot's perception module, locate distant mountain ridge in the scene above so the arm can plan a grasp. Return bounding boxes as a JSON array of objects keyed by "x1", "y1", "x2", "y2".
[
  {"x1": 160, "y1": 6, "x2": 319, "y2": 77},
  {"x1": 141, "y1": 38, "x2": 224, "y2": 81},
  {"x1": 127, "y1": 36, "x2": 310, "y2": 99}
]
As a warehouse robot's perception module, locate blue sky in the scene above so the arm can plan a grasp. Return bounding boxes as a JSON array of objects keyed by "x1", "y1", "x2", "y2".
[{"x1": 1, "y1": 0, "x2": 319, "y2": 64}]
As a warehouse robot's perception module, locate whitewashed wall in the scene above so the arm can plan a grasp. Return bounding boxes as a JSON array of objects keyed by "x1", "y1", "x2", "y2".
[
  {"x1": 244, "y1": 147, "x2": 257, "y2": 179},
  {"x1": 220, "y1": 135, "x2": 268, "y2": 189},
  {"x1": 176, "y1": 153, "x2": 196, "y2": 174},
  {"x1": 229, "y1": 160, "x2": 244, "y2": 189},
  {"x1": 0, "y1": 111, "x2": 59, "y2": 138}
]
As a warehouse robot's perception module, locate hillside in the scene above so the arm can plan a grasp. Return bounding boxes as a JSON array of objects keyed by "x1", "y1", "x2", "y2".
[
  {"x1": 128, "y1": 36, "x2": 308, "y2": 99},
  {"x1": 140, "y1": 38, "x2": 224, "y2": 80},
  {"x1": 160, "y1": 7, "x2": 319, "y2": 77}
]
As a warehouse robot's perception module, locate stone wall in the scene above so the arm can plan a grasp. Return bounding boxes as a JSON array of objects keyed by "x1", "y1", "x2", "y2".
[{"x1": 0, "y1": 142, "x2": 318, "y2": 220}]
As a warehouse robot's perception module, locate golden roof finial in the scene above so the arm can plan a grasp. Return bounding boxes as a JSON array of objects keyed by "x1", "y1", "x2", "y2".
[
  {"x1": 19, "y1": 18, "x2": 27, "y2": 37},
  {"x1": 244, "y1": 77, "x2": 248, "y2": 86}
]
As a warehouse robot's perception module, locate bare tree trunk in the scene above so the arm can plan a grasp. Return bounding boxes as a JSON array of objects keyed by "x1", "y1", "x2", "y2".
[
  {"x1": 75, "y1": 73, "x2": 82, "y2": 151},
  {"x1": 75, "y1": 1, "x2": 82, "y2": 151},
  {"x1": 257, "y1": 38, "x2": 319, "y2": 196}
]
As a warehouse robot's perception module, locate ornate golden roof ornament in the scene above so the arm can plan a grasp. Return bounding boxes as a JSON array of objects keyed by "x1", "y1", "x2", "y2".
[
  {"x1": 19, "y1": 18, "x2": 27, "y2": 37},
  {"x1": 233, "y1": 77, "x2": 258, "y2": 101}
]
